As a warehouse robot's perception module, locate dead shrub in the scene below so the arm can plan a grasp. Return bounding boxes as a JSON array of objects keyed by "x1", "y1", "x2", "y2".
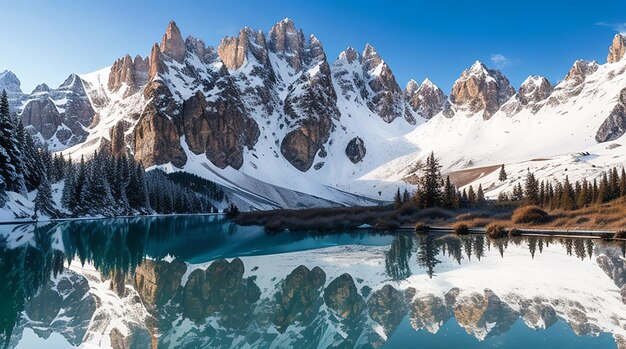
[
  {"x1": 511, "y1": 206, "x2": 550, "y2": 224},
  {"x1": 486, "y1": 223, "x2": 508, "y2": 239},
  {"x1": 453, "y1": 223, "x2": 469, "y2": 235},
  {"x1": 414, "y1": 222, "x2": 430, "y2": 233}
]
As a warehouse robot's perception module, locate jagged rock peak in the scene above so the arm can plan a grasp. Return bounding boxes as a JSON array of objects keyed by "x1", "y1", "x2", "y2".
[
  {"x1": 564, "y1": 59, "x2": 598, "y2": 83},
  {"x1": 218, "y1": 27, "x2": 269, "y2": 70},
  {"x1": 608, "y1": 34, "x2": 626, "y2": 64},
  {"x1": 407, "y1": 78, "x2": 446, "y2": 119},
  {"x1": 361, "y1": 43, "x2": 383, "y2": 72},
  {"x1": 518, "y1": 75, "x2": 553, "y2": 102},
  {"x1": 186, "y1": 35, "x2": 215, "y2": 63},
  {"x1": 160, "y1": 20, "x2": 186, "y2": 63},
  {"x1": 0, "y1": 70, "x2": 22, "y2": 94},
  {"x1": 268, "y1": 18, "x2": 304, "y2": 70},
  {"x1": 31, "y1": 83, "x2": 50, "y2": 94},
  {"x1": 450, "y1": 60, "x2": 515, "y2": 119},
  {"x1": 108, "y1": 54, "x2": 149, "y2": 93},
  {"x1": 337, "y1": 47, "x2": 359, "y2": 64},
  {"x1": 405, "y1": 79, "x2": 419, "y2": 95}
]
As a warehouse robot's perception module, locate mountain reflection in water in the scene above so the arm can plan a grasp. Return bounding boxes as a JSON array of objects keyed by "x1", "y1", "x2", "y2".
[{"x1": 0, "y1": 215, "x2": 625, "y2": 349}]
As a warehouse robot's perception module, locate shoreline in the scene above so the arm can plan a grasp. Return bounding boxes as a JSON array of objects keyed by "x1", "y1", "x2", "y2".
[{"x1": 0, "y1": 212, "x2": 225, "y2": 226}]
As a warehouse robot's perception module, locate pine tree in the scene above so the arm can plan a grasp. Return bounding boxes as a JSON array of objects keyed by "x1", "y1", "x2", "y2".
[
  {"x1": 620, "y1": 167, "x2": 626, "y2": 197},
  {"x1": 512, "y1": 183, "x2": 524, "y2": 201},
  {"x1": 0, "y1": 89, "x2": 26, "y2": 194},
  {"x1": 498, "y1": 165, "x2": 507, "y2": 182},
  {"x1": 467, "y1": 185, "x2": 477, "y2": 207},
  {"x1": 393, "y1": 188, "x2": 402, "y2": 209},
  {"x1": 597, "y1": 173, "x2": 610, "y2": 204},
  {"x1": 524, "y1": 172, "x2": 540, "y2": 205},
  {"x1": 442, "y1": 176, "x2": 459, "y2": 208},
  {"x1": 402, "y1": 189, "x2": 411, "y2": 204},
  {"x1": 560, "y1": 176, "x2": 575, "y2": 210},
  {"x1": 418, "y1": 152, "x2": 443, "y2": 208},
  {"x1": 477, "y1": 184, "x2": 485, "y2": 205},
  {"x1": 33, "y1": 176, "x2": 55, "y2": 219}
]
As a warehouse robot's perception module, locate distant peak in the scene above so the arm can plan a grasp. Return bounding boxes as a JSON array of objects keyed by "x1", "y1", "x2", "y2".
[
  {"x1": 421, "y1": 78, "x2": 435, "y2": 86},
  {"x1": 469, "y1": 60, "x2": 487, "y2": 72},
  {"x1": 337, "y1": 47, "x2": 358, "y2": 64},
  {"x1": 405, "y1": 79, "x2": 419, "y2": 94},
  {"x1": 160, "y1": 19, "x2": 186, "y2": 63}
]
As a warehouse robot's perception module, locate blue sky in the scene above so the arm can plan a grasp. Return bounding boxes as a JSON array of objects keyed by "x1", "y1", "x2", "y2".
[{"x1": 3, "y1": 0, "x2": 626, "y2": 93}]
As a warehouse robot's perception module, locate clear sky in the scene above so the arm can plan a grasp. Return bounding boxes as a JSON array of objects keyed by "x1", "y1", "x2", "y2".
[{"x1": 3, "y1": 0, "x2": 626, "y2": 93}]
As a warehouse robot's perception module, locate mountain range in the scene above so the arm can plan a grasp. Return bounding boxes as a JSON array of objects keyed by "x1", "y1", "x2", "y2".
[{"x1": 2, "y1": 19, "x2": 626, "y2": 209}]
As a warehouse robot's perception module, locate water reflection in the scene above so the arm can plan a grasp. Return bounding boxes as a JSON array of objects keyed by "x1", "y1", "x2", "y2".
[{"x1": 0, "y1": 217, "x2": 625, "y2": 349}]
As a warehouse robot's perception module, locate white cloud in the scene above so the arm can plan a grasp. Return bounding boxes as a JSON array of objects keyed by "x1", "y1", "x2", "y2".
[
  {"x1": 595, "y1": 22, "x2": 626, "y2": 35},
  {"x1": 490, "y1": 54, "x2": 510, "y2": 68}
]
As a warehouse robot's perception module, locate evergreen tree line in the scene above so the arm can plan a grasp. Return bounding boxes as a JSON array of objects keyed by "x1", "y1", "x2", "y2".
[
  {"x1": 394, "y1": 152, "x2": 486, "y2": 210},
  {"x1": 499, "y1": 167, "x2": 626, "y2": 210}
]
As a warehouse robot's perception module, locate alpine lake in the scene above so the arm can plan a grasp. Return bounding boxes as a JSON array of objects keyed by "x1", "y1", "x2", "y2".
[{"x1": 1, "y1": 215, "x2": 625, "y2": 348}]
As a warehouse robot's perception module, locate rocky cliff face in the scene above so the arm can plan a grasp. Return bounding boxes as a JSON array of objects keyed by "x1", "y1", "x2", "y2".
[
  {"x1": 501, "y1": 75, "x2": 553, "y2": 115},
  {"x1": 596, "y1": 87, "x2": 626, "y2": 142},
  {"x1": 449, "y1": 61, "x2": 515, "y2": 119},
  {"x1": 405, "y1": 78, "x2": 447, "y2": 119},
  {"x1": 608, "y1": 34, "x2": 626, "y2": 64},
  {"x1": 18, "y1": 73, "x2": 95, "y2": 149}
]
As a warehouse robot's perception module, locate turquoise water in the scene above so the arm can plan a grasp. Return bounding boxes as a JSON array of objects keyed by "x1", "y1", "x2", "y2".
[{"x1": 0, "y1": 215, "x2": 624, "y2": 348}]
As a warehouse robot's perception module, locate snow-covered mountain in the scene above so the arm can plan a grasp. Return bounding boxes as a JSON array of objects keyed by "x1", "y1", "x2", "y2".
[{"x1": 5, "y1": 21, "x2": 626, "y2": 208}]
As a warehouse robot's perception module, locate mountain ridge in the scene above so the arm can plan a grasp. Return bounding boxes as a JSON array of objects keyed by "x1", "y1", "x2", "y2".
[{"x1": 4, "y1": 19, "x2": 626, "y2": 209}]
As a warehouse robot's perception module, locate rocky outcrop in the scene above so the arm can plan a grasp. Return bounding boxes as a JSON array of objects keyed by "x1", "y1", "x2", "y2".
[
  {"x1": 31, "y1": 83, "x2": 50, "y2": 94},
  {"x1": 133, "y1": 81, "x2": 187, "y2": 167},
  {"x1": 345, "y1": 136, "x2": 366, "y2": 163},
  {"x1": 323, "y1": 273, "x2": 365, "y2": 319},
  {"x1": 362, "y1": 44, "x2": 413, "y2": 124},
  {"x1": 454, "y1": 289, "x2": 518, "y2": 339},
  {"x1": 268, "y1": 18, "x2": 304, "y2": 71},
  {"x1": 0, "y1": 70, "x2": 22, "y2": 95},
  {"x1": 183, "y1": 258, "x2": 260, "y2": 327},
  {"x1": 502, "y1": 75, "x2": 553, "y2": 115},
  {"x1": 547, "y1": 60, "x2": 598, "y2": 106},
  {"x1": 273, "y1": 265, "x2": 326, "y2": 331},
  {"x1": 160, "y1": 20, "x2": 186, "y2": 63},
  {"x1": 182, "y1": 88, "x2": 259, "y2": 169},
  {"x1": 218, "y1": 27, "x2": 270, "y2": 70},
  {"x1": 281, "y1": 33, "x2": 339, "y2": 171},
  {"x1": 409, "y1": 295, "x2": 451, "y2": 333},
  {"x1": 405, "y1": 78, "x2": 446, "y2": 119},
  {"x1": 596, "y1": 254, "x2": 626, "y2": 287},
  {"x1": 367, "y1": 284, "x2": 407, "y2": 335},
  {"x1": 449, "y1": 61, "x2": 515, "y2": 119},
  {"x1": 596, "y1": 87, "x2": 626, "y2": 142},
  {"x1": 564, "y1": 59, "x2": 598, "y2": 84},
  {"x1": 608, "y1": 34, "x2": 626, "y2": 63},
  {"x1": 108, "y1": 54, "x2": 149, "y2": 94},
  {"x1": 19, "y1": 74, "x2": 94, "y2": 147},
  {"x1": 133, "y1": 259, "x2": 187, "y2": 311}
]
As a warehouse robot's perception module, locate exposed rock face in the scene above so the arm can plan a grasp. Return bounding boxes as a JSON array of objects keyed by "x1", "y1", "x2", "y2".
[
  {"x1": 323, "y1": 273, "x2": 365, "y2": 319},
  {"x1": 362, "y1": 44, "x2": 412, "y2": 124},
  {"x1": 564, "y1": 59, "x2": 599, "y2": 84},
  {"x1": 19, "y1": 74, "x2": 94, "y2": 148},
  {"x1": 133, "y1": 81, "x2": 187, "y2": 167},
  {"x1": 281, "y1": 33, "x2": 339, "y2": 171},
  {"x1": 218, "y1": 27, "x2": 270, "y2": 70},
  {"x1": 160, "y1": 20, "x2": 186, "y2": 63},
  {"x1": 0, "y1": 70, "x2": 22, "y2": 95},
  {"x1": 23, "y1": 272, "x2": 96, "y2": 346},
  {"x1": 454, "y1": 289, "x2": 518, "y2": 339},
  {"x1": 409, "y1": 295, "x2": 451, "y2": 333},
  {"x1": 108, "y1": 54, "x2": 149, "y2": 94},
  {"x1": 596, "y1": 87, "x2": 626, "y2": 142},
  {"x1": 405, "y1": 78, "x2": 446, "y2": 119},
  {"x1": 183, "y1": 258, "x2": 260, "y2": 326},
  {"x1": 273, "y1": 265, "x2": 326, "y2": 331},
  {"x1": 502, "y1": 76, "x2": 553, "y2": 115},
  {"x1": 148, "y1": 43, "x2": 168, "y2": 80},
  {"x1": 134, "y1": 259, "x2": 187, "y2": 311},
  {"x1": 608, "y1": 34, "x2": 626, "y2": 63},
  {"x1": 268, "y1": 18, "x2": 304, "y2": 70},
  {"x1": 514, "y1": 296, "x2": 557, "y2": 329},
  {"x1": 367, "y1": 284, "x2": 407, "y2": 335},
  {"x1": 31, "y1": 83, "x2": 50, "y2": 94},
  {"x1": 596, "y1": 254, "x2": 626, "y2": 287},
  {"x1": 450, "y1": 61, "x2": 515, "y2": 119},
  {"x1": 182, "y1": 88, "x2": 259, "y2": 169},
  {"x1": 185, "y1": 36, "x2": 215, "y2": 64},
  {"x1": 345, "y1": 136, "x2": 366, "y2": 163}
]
